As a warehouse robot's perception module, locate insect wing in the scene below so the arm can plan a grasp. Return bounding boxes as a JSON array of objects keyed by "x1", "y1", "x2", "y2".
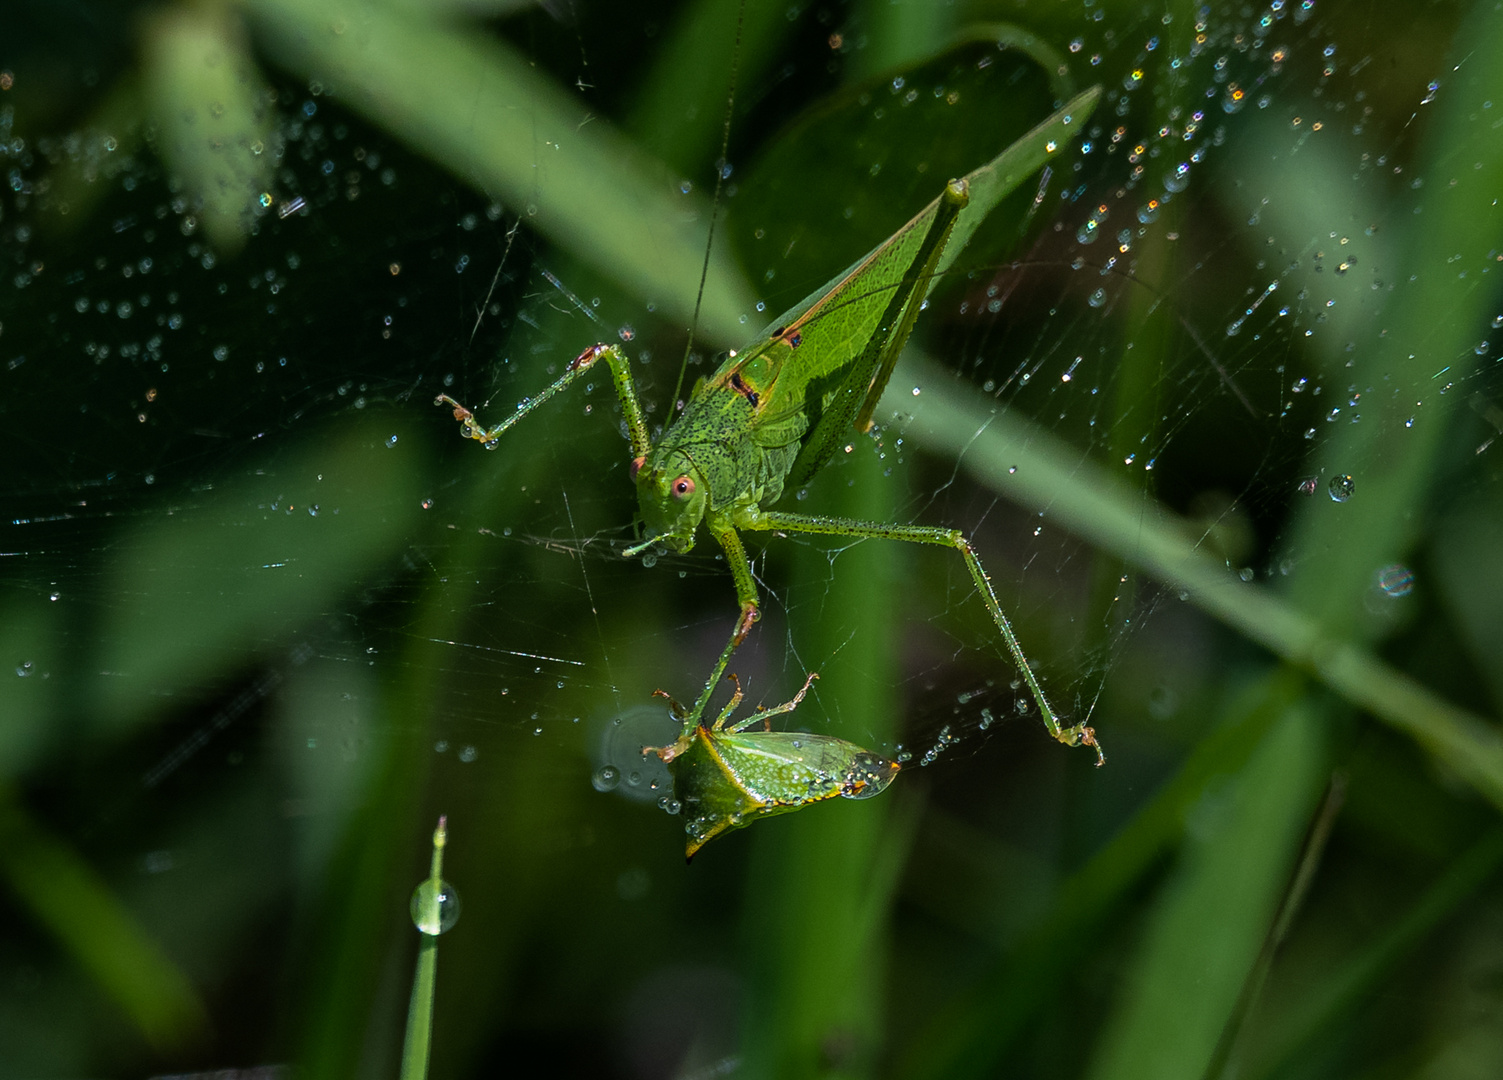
[{"x1": 722, "y1": 88, "x2": 1102, "y2": 486}]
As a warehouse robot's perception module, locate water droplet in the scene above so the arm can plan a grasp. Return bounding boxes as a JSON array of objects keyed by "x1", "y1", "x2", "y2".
[
  {"x1": 1377, "y1": 564, "x2": 1414, "y2": 597},
  {"x1": 1328, "y1": 474, "x2": 1355, "y2": 502},
  {"x1": 1076, "y1": 204, "x2": 1109, "y2": 244},
  {"x1": 458, "y1": 745, "x2": 478, "y2": 763},
  {"x1": 1088, "y1": 288, "x2": 1107, "y2": 308},
  {"x1": 1297, "y1": 477, "x2": 1319, "y2": 496},
  {"x1": 592, "y1": 765, "x2": 621, "y2": 791},
  {"x1": 1147, "y1": 685, "x2": 1179, "y2": 719},
  {"x1": 1238, "y1": 567, "x2": 1255, "y2": 582},
  {"x1": 410, "y1": 878, "x2": 461, "y2": 935}
]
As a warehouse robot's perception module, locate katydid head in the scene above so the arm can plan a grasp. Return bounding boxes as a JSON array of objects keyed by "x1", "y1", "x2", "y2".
[{"x1": 631, "y1": 450, "x2": 707, "y2": 552}]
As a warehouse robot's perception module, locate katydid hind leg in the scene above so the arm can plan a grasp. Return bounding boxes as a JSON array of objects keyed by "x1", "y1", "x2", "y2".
[{"x1": 742, "y1": 509, "x2": 1105, "y2": 764}]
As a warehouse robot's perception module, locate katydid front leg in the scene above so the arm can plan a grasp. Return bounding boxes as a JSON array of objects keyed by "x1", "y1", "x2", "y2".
[
  {"x1": 437, "y1": 344, "x2": 652, "y2": 459},
  {"x1": 439, "y1": 342, "x2": 761, "y2": 734}
]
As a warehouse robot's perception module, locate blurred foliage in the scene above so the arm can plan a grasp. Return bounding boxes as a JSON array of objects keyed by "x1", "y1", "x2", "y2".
[{"x1": 2, "y1": 0, "x2": 1503, "y2": 1079}]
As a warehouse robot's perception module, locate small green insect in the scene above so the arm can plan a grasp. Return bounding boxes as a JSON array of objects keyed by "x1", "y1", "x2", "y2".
[
  {"x1": 646, "y1": 673, "x2": 901, "y2": 859},
  {"x1": 439, "y1": 88, "x2": 1105, "y2": 815}
]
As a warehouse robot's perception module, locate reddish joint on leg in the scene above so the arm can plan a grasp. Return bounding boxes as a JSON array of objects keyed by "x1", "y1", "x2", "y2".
[
  {"x1": 733, "y1": 603, "x2": 759, "y2": 645},
  {"x1": 570, "y1": 344, "x2": 606, "y2": 371}
]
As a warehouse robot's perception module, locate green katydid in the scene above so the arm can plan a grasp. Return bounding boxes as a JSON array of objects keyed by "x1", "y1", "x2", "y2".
[
  {"x1": 646, "y1": 673, "x2": 901, "y2": 859},
  {"x1": 438, "y1": 86, "x2": 1106, "y2": 817}
]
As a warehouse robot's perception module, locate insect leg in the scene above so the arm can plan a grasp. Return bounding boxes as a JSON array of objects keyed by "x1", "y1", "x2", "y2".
[
  {"x1": 708, "y1": 520, "x2": 761, "y2": 646},
  {"x1": 743, "y1": 510, "x2": 1104, "y2": 765},
  {"x1": 435, "y1": 344, "x2": 653, "y2": 460},
  {"x1": 710, "y1": 674, "x2": 746, "y2": 731},
  {"x1": 724, "y1": 672, "x2": 819, "y2": 734},
  {"x1": 658, "y1": 523, "x2": 762, "y2": 742}
]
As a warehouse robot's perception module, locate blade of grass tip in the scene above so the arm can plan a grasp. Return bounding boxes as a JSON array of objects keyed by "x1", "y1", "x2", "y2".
[
  {"x1": 889, "y1": 350, "x2": 1503, "y2": 811},
  {"x1": 0, "y1": 786, "x2": 209, "y2": 1052},
  {"x1": 401, "y1": 816, "x2": 456, "y2": 1080}
]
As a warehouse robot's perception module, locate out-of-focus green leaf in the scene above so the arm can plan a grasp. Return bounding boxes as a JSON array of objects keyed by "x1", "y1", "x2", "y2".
[
  {"x1": 0, "y1": 788, "x2": 209, "y2": 1051},
  {"x1": 1083, "y1": 697, "x2": 1328, "y2": 1080},
  {"x1": 1275, "y1": 0, "x2": 1503, "y2": 637},
  {"x1": 141, "y1": 5, "x2": 276, "y2": 253},
  {"x1": 1433, "y1": 482, "x2": 1503, "y2": 713},
  {"x1": 893, "y1": 352, "x2": 1503, "y2": 808},
  {"x1": 1246, "y1": 826, "x2": 1503, "y2": 1080},
  {"x1": 727, "y1": 27, "x2": 1076, "y2": 304},
  {"x1": 245, "y1": 0, "x2": 757, "y2": 340},
  {"x1": 92, "y1": 421, "x2": 425, "y2": 731},
  {"x1": 627, "y1": 0, "x2": 800, "y2": 173},
  {"x1": 898, "y1": 670, "x2": 1303, "y2": 1080}
]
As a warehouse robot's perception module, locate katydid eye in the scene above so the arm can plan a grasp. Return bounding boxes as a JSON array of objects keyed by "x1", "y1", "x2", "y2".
[{"x1": 672, "y1": 476, "x2": 695, "y2": 498}]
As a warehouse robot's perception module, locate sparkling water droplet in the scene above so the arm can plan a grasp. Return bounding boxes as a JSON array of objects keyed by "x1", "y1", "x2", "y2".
[
  {"x1": 1377, "y1": 564, "x2": 1414, "y2": 597},
  {"x1": 592, "y1": 765, "x2": 621, "y2": 791},
  {"x1": 410, "y1": 879, "x2": 461, "y2": 935},
  {"x1": 1328, "y1": 474, "x2": 1355, "y2": 502}
]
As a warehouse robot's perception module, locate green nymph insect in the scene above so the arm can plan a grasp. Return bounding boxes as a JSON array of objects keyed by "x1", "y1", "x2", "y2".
[
  {"x1": 439, "y1": 88, "x2": 1106, "y2": 841},
  {"x1": 646, "y1": 673, "x2": 901, "y2": 859}
]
